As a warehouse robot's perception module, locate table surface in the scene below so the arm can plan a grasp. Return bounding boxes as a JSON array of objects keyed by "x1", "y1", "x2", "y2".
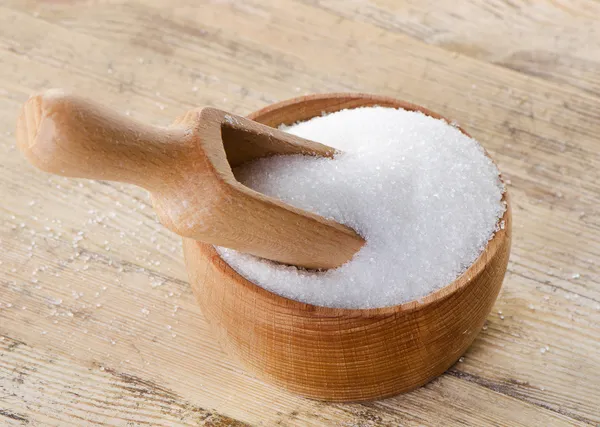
[{"x1": 1, "y1": 1, "x2": 599, "y2": 426}]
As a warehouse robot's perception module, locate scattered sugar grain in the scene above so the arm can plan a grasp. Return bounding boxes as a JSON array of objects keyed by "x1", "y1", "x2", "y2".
[{"x1": 217, "y1": 107, "x2": 505, "y2": 308}]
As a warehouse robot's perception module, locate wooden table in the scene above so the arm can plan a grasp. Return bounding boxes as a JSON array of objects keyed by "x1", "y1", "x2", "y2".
[{"x1": 1, "y1": 1, "x2": 599, "y2": 425}]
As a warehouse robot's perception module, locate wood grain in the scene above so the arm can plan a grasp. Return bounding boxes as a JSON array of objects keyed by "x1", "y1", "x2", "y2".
[
  {"x1": 302, "y1": 0, "x2": 600, "y2": 96},
  {"x1": 1, "y1": 0, "x2": 599, "y2": 425},
  {"x1": 0, "y1": 335, "x2": 249, "y2": 426}
]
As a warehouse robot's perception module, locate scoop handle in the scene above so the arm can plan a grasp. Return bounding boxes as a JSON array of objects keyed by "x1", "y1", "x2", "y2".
[
  {"x1": 16, "y1": 89, "x2": 191, "y2": 191},
  {"x1": 16, "y1": 90, "x2": 365, "y2": 269}
]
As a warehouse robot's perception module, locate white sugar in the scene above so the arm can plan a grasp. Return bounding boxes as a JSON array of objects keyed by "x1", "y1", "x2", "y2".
[{"x1": 217, "y1": 107, "x2": 505, "y2": 308}]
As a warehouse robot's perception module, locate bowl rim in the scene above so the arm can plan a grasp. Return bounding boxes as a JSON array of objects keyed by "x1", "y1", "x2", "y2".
[{"x1": 193, "y1": 92, "x2": 510, "y2": 316}]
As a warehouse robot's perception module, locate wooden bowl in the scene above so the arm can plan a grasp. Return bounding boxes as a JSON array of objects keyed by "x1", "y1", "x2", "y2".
[{"x1": 183, "y1": 93, "x2": 512, "y2": 402}]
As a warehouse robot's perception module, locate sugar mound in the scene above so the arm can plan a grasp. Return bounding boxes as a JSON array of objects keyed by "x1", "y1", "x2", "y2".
[{"x1": 217, "y1": 107, "x2": 505, "y2": 309}]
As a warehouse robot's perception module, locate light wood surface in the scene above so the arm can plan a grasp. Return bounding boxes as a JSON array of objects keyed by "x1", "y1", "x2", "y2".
[
  {"x1": 1, "y1": 0, "x2": 599, "y2": 426},
  {"x1": 16, "y1": 91, "x2": 363, "y2": 269},
  {"x1": 184, "y1": 93, "x2": 511, "y2": 402}
]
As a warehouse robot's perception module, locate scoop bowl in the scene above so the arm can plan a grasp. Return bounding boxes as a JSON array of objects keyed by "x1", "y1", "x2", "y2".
[{"x1": 183, "y1": 93, "x2": 511, "y2": 402}]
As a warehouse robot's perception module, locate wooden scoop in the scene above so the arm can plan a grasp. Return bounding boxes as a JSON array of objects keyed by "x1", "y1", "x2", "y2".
[{"x1": 16, "y1": 89, "x2": 364, "y2": 269}]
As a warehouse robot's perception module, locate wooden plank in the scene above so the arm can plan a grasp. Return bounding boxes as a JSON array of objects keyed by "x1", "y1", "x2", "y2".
[
  {"x1": 0, "y1": 1, "x2": 599, "y2": 425},
  {"x1": 298, "y1": 0, "x2": 600, "y2": 96},
  {"x1": 0, "y1": 335, "x2": 583, "y2": 426},
  {"x1": 0, "y1": 335, "x2": 249, "y2": 426}
]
